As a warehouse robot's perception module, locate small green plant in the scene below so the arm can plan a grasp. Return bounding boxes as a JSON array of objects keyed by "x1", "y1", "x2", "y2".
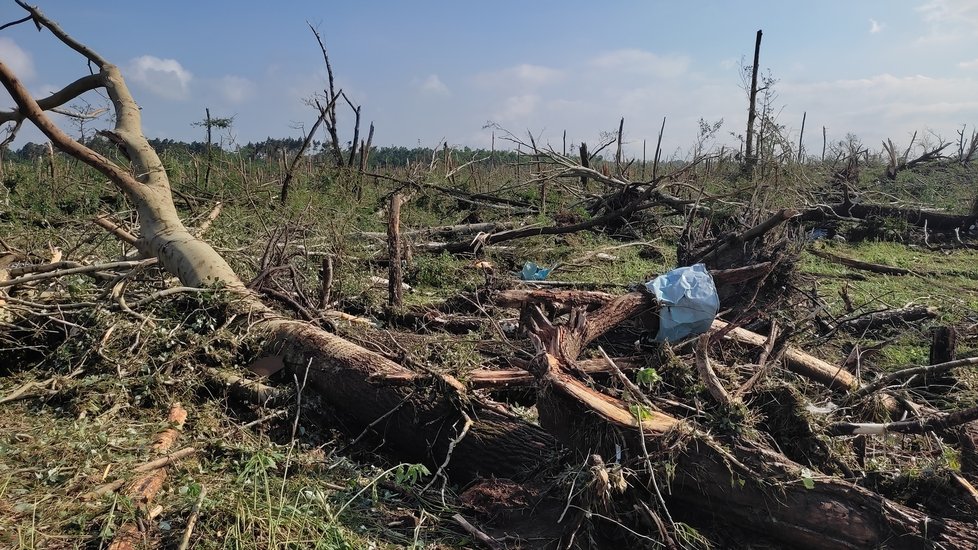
[
  {"x1": 636, "y1": 367, "x2": 662, "y2": 387},
  {"x1": 629, "y1": 404, "x2": 654, "y2": 421},
  {"x1": 800, "y1": 467, "x2": 815, "y2": 490},
  {"x1": 393, "y1": 463, "x2": 431, "y2": 487},
  {"x1": 674, "y1": 521, "x2": 713, "y2": 549}
]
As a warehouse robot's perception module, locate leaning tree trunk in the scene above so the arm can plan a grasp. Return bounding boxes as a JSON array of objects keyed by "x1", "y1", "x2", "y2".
[
  {"x1": 2, "y1": 4, "x2": 977, "y2": 548},
  {"x1": 0, "y1": 2, "x2": 553, "y2": 483}
]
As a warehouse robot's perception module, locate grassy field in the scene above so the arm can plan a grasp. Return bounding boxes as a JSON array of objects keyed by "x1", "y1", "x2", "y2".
[{"x1": 2, "y1": 141, "x2": 978, "y2": 548}]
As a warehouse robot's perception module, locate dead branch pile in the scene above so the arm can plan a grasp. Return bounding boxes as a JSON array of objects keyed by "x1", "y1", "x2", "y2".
[{"x1": 2, "y1": 4, "x2": 978, "y2": 549}]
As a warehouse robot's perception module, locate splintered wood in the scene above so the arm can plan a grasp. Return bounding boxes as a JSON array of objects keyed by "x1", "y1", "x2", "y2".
[{"x1": 106, "y1": 402, "x2": 189, "y2": 550}]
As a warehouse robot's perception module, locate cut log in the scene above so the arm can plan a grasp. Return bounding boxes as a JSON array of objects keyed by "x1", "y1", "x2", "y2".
[
  {"x1": 265, "y1": 318, "x2": 557, "y2": 481},
  {"x1": 802, "y1": 201, "x2": 976, "y2": 232},
  {"x1": 712, "y1": 319, "x2": 857, "y2": 391},
  {"x1": 527, "y1": 307, "x2": 978, "y2": 549}
]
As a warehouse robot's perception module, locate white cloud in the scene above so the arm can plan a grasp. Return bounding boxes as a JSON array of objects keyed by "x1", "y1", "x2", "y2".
[
  {"x1": 916, "y1": 0, "x2": 978, "y2": 42},
  {"x1": 779, "y1": 73, "x2": 978, "y2": 145},
  {"x1": 418, "y1": 74, "x2": 450, "y2": 96},
  {"x1": 959, "y1": 58, "x2": 978, "y2": 69},
  {"x1": 918, "y1": 0, "x2": 978, "y2": 26},
  {"x1": 869, "y1": 19, "x2": 884, "y2": 34},
  {"x1": 215, "y1": 75, "x2": 255, "y2": 104},
  {"x1": 588, "y1": 49, "x2": 689, "y2": 78},
  {"x1": 474, "y1": 64, "x2": 564, "y2": 90},
  {"x1": 0, "y1": 38, "x2": 34, "y2": 81},
  {"x1": 127, "y1": 55, "x2": 192, "y2": 100},
  {"x1": 494, "y1": 94, "x2": 539, "y2": 121},
  {"x1": 719, "y1": 57, "x2": 739, "y2": 70}
]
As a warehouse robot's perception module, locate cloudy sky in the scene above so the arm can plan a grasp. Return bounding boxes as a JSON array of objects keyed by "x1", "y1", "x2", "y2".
[{"x1": 1, "y1": 0, "x2": 977, "y2": 157}]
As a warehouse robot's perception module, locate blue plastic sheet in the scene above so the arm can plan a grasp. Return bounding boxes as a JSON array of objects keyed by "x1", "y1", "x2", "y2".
[
  {"x1": 520, "y1": 261, "x2": 552, "y2": 281},
  {"x1": 645, "y1": 264, "x2": 719, "y2": 342}
]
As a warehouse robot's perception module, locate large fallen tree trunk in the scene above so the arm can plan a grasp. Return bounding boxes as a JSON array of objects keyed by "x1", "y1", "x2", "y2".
[
  {"x1": 3, "y1": 5, "x2": 975, "y2": 548},
  {"x1": 0, "y1": 2, "x2": 554, "y2": 483},
  {"x1": 523, "y1": 304, "x2": 978, "y2": 549},
  {"x1": 802, "y1": 200, "x2": 977, "y2": 231}
]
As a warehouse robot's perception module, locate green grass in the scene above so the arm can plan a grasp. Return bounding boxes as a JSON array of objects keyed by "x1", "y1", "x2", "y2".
[
  {"x1": 4, "y1": 140, "x2": 978, "y2": 548},
  {"x1": 799, "y1": 240, "x2": 978, "y2": 370},
  {"x1": 0, "y1": 380, "x2": 462, "y2": 549}
]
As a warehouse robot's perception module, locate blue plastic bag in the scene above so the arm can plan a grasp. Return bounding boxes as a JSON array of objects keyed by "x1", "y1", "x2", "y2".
[
  {"x1": 645, "y1": 264, "x2": 719, "y2": 342},
  {"x1": 520, "y1": 261, "x2": 552, "y2": 281}
]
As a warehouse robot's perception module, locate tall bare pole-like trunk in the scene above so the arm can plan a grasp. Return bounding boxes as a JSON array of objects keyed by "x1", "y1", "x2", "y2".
[
  {"x1": 387, "y1": 192, "x2": 404, "y2": 308},
  {"x1": 797, "y1": 111, "x2": 806, "y2": 163},
  {"x1": 652, "y1": 117, "x2": 666, "y2": 181},
  {"x1": 822, "y1": 125, "x2": 827, "y2": 162},
  {"x1": 744, "y1": 29, "x2": 762, "y2": 174},
  {"x1": 358, "y1": 122, "x2": 374, "y2": 172},
  {"x1": 203, "y1": 108, "x2": 212, "y2": 189}
]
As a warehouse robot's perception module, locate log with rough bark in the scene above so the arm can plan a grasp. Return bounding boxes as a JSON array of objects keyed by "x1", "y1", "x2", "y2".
[
  {"x1": 525, "y1": 305, "x2": 978, "y2": 549},
  {"x1": 802, "y1": 200, "x2": 977, "y2": 231},
  {"x1": 0, "y1": 2, "x2": 553, "y2": 483}
]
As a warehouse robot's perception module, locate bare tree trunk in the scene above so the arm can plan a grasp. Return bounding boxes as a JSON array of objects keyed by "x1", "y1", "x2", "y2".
[
  {"x1": 359, "y1": 122, "x2": 374, "y2": 171},
  {"x1": 203, "y1": 108, "x2": 212, "y2": 189},
  {"x1": 797, "y1": 111, "x2": 806, "y2": 162},
  {"x1": 343, "y1": 92, "x2": 361, "y2": 167},
  {"x1": 281, "y1": 96, "x2": 335, "y2": 203},
  {"x1": 744, "y1": 29, "x2": 762, "y2": 174},
  {"x1": 578, "y1": 142, "x2": 589, "y2": 188},
  {"x1": 822, "y1": 125, "x2": 827, "y2": 162},
  {"x1": 653, "y1": 117, "x2": 665, "y2": 181},
  {"x1": 387, "y1": 192, "x2": 404, "y2": 308},
  {"x1": 308, "y1": 24, "x2": 344, "y2": 167}
]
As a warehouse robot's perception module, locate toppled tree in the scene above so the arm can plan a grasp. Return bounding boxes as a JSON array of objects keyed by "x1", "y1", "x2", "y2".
[
  {"x1": 882, "y1": 133, "x2": 951, "y2": 180},
  {"x1": 2, "y1": 4, "x2": 978, "y2": 549}
]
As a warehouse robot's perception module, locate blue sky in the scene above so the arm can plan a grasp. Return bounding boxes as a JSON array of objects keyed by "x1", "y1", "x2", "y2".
[{"x1": 2, "y1": 1, "x2": 977, "y2": 157}]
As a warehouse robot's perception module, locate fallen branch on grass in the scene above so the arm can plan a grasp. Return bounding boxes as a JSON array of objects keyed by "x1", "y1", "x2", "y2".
[
  {"x1": 828, "y1": 404, "x2": 978, "y2": 436},
  {"x1": 694, "y1": 334, "x2": 736, "y2": 406},
  {"x1": 807, "y1": 247, "x2": 915, "y2": 276},
  {"x1": 107, "y1": 402, "x2": 188, "y2": 550},
  {"x1": 838, "y1": 305, "x2": 938, "y2": 332},
  {"x1": 0, "y1": 259, "x2": 155, "y2": 287},
  {"x1": 177, "y1": 485, "x2": 207, "y2": 550},
  {"x1": 852, "y1": 356, "x2": 978, "y2": 400}
]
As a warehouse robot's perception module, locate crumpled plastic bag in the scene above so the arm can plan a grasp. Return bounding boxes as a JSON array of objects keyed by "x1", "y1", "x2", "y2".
[
  {"x1": 520, "y1": 261, "x2": 552, "y2": 281},
  {"x1": 645, "y1": 263, "x2": 719, "y2": 342}
]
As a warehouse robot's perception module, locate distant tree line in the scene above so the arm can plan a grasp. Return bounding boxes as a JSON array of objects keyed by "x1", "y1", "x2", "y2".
[{"x1": 3, "y1": 136, "x2": 526, "y2": 169}]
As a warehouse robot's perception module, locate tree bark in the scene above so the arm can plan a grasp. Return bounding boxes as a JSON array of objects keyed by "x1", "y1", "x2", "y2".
[
  {"x1": 527, "y1": 306, "x2": 978, "y2": 550},
  {"x1": 387, "y1": 192, "x2": 404, "y2": 308},
  {"x1": 802, "y1": 201, "x2": 977, "y2": 231},
  {"x1": 744, "y1": 30, "x2": 762, "y2": 173},
  {"x1": 0, "y1": 2, "x2": 554, "y2": 484}
]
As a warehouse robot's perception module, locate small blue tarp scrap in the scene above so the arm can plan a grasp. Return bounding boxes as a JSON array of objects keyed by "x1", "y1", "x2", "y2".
[
  {"x1": 520, "y1": 261, "x2": 552, "y2": 281},
  {"x1": 645, "y1": 263, "x2": 719, "y2": 342}
]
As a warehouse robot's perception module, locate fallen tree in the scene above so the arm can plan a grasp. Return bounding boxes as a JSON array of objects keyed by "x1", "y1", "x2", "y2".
[
  {"x1": 2, "y1": 4, "x2": 977, "y2": 548},
  {"x1": 801, "y1": 199, "x2": 977, "y2": 232}
]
